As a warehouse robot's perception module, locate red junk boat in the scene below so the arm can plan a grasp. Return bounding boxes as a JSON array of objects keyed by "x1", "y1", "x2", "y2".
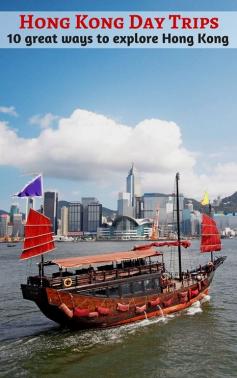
[{"x1": 21, "y1": 174, "x2": 226, "y2": 329}]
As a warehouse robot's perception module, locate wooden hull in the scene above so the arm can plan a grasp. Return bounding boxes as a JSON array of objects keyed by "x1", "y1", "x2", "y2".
[
  {"x1": 21, "y1": 276, "x2": 211, "y2": 329},
  {"x1": 21, "y1": 256, "x2": 226, "y2": 329}
]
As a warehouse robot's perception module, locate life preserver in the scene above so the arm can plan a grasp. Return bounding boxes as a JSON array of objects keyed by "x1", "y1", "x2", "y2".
[
  {"x1": 63, "y1": 277, "x2": 72, "y2": 288},
  {"x1": 207, "y1": 262, "x2": 214, "y2": 272}
]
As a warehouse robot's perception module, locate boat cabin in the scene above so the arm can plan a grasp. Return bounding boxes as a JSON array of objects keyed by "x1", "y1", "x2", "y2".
[{"x1": 27, "y1": 251, "x2": 166, "y2": 299}]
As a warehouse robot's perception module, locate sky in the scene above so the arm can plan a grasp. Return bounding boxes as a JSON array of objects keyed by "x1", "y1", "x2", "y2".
[{"x1": 1, "y1": 0, "x2": 237, "y2": 212}]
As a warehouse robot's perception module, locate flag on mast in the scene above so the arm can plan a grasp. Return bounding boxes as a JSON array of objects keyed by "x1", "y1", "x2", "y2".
[
  {"x1": 14, "y1": 174, "x2": 43, "y2": 197},
  {"x1": 201, "y1": 191, "x2": 209, "y2": 206}
]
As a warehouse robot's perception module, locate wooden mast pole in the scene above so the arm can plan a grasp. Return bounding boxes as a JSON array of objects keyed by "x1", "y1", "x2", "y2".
[
  {"x1": 40, "y1": 194, "x2": 45, "y2": 283},
  {"x1": 209, "y1": 203, "x2": 214, "y2": 263},
  {"x1": 175, "y1": 172, "x2": 182, "y2": 281},
  {"x1": 40, "y1": 178, "x2": 45, "y2": 284}
]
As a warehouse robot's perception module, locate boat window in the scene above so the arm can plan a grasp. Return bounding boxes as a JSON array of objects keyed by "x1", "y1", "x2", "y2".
[
  {"x1": 144, "y1": 279, "x2": 153, "y2": 291},
  {"x1": 121, "y1": 283, "x2": 130, "y2": 295},
  {"x1": 152, "y1": 278, "x2": 161, "y2": 291},
  {"x1": 132, "y1": 281, "x2": 143, "y2": 293},
  {"x1": 97, "y1": 264, "x2": 113, "y2": 271},
  {"x1": 108, "y1": 286, "x2": 119, "y2": 297},
  {"x1": 93, "y1": 287, "x2": 107, "y2": 296}
]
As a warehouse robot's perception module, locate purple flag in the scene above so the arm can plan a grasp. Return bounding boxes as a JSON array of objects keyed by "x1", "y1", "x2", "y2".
[{"x1": 15, "y1": 175, "x2": 43, "y2": 197}]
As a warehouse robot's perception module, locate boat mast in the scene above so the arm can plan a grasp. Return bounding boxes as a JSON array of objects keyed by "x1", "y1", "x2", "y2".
[
  {"x1": 40, "y1": 203, "x2": 44, "y2": 284},
  {"x1": 209, "y1": 203, "x2": 214, "y2": 263},
  {"x1": 175, "y1": 172, "x2": 182, "y2": 281}
]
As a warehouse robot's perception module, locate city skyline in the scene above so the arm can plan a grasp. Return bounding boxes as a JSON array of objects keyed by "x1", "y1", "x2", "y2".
[
  {"x1": 1, "y1": 165, "x2": 234, "y2": 219},
  {"x1": 1, "y1": 170, "x2": 237, "y2": 239},
  {"x1": 1, "y1": 162, "x2": 236, "y2": 215}
]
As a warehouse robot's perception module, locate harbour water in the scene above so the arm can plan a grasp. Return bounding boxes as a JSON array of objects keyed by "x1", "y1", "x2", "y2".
[{"x1": 0, "y1": 240, "x2": 236, "y2": 377}]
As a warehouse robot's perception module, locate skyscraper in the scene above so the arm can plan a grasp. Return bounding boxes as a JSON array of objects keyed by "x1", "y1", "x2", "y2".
[
  {"x1": 143, "y1": 193, "x2": 183, "y2": 224},
  {"x1": 43, "y1": 191, "x2": 58, "y2": 234},
  {"x1": 82, "y1": 197, "x2": 102, "y2": 233},
  {"x1": 12, "y1": 213, "x2": 24, "y2": 237},
  {"x1": 126, "y1": 164, "x2": 141, "y2": 207},
  {"x1": 117, "y1": 192, "x2": 133, "y2": 217},
  {"x1": 61, "y1": 206, "x2": 69, "y2": 236},
  {"x1": 9, "y1": 203, "x2": 19, "y2": 223},
  {"x1": 68, "y1": 202, "x2": 82, "y2": 236},
  {"x1": 0, "y1": 214, "x2": 10, "y2": 237}
]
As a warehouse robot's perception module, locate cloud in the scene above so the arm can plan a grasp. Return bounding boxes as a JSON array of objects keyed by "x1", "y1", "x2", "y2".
[
  {"x1": 0, "y1": 108, "x2": 236, "y2": 200},
  {"x1": 29, "y1": 113, "x2": 59, "y2": 129},
  {"x1": 0, "y1": 106, "x2": 18, "y2": 117}
]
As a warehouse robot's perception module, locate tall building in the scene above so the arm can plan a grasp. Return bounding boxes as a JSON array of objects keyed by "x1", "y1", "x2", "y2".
[
  {"x1": 135, "y1": 196, "x2": 144, "y2": 218},
  {"x1": 82, "y1": 197, "x2": 102, "y2": 233},
  {"x1": 143, "y1": 193, "x2": 164, "y2": 219},
  {"x1": 0, "y1": 214, "x2": 10, "y2": 237},
  {"x1": 26, "y1": 198, "x2": 35, "y2": 219},
  {"x1": 117, "y1": 164, "x2": 142, "y2": 217},
  {"x1": 12, "y1": 213, "x2": 24, "y2": 237},
  {"x1": 81, "y1": 197, "x2": 98, "y2": 207},
  {"x1": 126, "y1": 164, "x2": 141, "y2": 208},
  {"x1": 10, "y1": 204, "x2": 19, "y2": 223},
  {"x1": 61, "y1": 206, "x2": 69, "y2": 236},
  {"x1": 143, "y1": 193, "x2": 179, "y2": 224},
  {"x1": 44, "y1": 191, "x2": 58, "y2": 234},
  {"x1": 68, "y1": 202, "x2": 83, "y2": 236},
  {"x1": 117, "y1": 192, "x2": 133, "y2": 217}
]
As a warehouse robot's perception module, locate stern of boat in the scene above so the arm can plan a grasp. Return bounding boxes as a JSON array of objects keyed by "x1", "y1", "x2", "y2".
[{"x1": 21, "y1": 284, "x2": 46, "y2": 304}]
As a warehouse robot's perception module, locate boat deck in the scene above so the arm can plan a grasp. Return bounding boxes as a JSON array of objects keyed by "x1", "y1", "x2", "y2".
[{"x1": 28, "y1": 262, "x2": 165, "y2": 290}]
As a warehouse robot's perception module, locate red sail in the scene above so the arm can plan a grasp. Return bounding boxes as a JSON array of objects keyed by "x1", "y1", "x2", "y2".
[
  {"x1": 20, "y1": 209, "x2": 55, "y2": 260},
  {"x1": 200, "y1": 214, "x2": 221, "y2": 253}
]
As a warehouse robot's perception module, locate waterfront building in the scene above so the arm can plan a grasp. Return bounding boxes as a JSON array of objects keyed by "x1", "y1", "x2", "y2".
[
  {"x1": 214, "y1": 213, "x2": 237, "y2": 231},
  {"x1": 186, "y1": 200, "x2": 194, "y2": 212},
  {"x1": 26, "y1": 198, "x2": 35, "y2": 218},
  {"x1": 221, "y1": 227, "x2": 236, "y2": 237},
  {"x1": 182, "y1": 207, "x2": 201, "y2": 236},
  {"x1": 117, "y1": 192, "x2": 133, "y2": 217},
  {"x1": 9, "y1": 204, "x2": 19, "y2": 223},
  {"x1": 0, "y1": 214, "x2": 10, "y2": 237},
  {"x1": 82, "y1": 197, "x2": 102, "y2": 234},
  {"x1": 97, "y1": 215, "x2": 153, "y2": 240},
  {"x1": 61, "y1": 206, "x2": 69, "y2": 236},
  {"x1": 181, "y1": 211, "x2": 237, "y2": 237},
  {"x1": 81, "y1": 197, "x2": 98, "y2": 207},
  {"x1": 68, "y1": 202, "x2": 83, "y2": 236},
  {"x1": 7, "y1": 224, "x2": 13, "y2": 237},
  {"x1": 117, "y1": 164, "x2": 142, "y2": 218},
  {"x1": 12, "y1": 213, "x2": 24, "y2": 237},
  {"x1": 182, "y1": 208, "x2": 192, "y2": 235},
  {"x1": 143, "y1": 193, "x2": 177, "y2": 224},
  {"x1": 43, "y1": 191, "x2": 58, "y2": 234},
  {"x1": 126, "y1": 164, "x2": 141, "y2": 209},
  {"x1": 135, "y1": 196, "x2": 144, "y2": 219},
  {"x1": 97, "y1": 227, "x2": 112, "y2": 239}
]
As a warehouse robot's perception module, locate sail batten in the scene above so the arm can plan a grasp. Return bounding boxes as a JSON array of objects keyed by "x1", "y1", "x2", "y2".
[
  {"x1": 201, "y1": 214, "x2": 221, "y2": 253},
  {"x1": 23, "y1": 239, "x2": 56, "y2": 252},
  {"x1": 23, "y1": 232, "x2": 54, "y2": 241},
  {"x1": 20, "y1": 209, "x2": 55, "y2": 260}
]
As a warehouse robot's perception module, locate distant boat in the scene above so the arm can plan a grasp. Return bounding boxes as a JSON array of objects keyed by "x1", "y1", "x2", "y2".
[
  {"x1": 20, "y1": 174, "x2": 226, "y2": 329},
  {"x1": 53, "y1": 235, "x2": 74, "y2": 242},
  {"x1": 7, "y1": 243, "x2": 16, "y2": 247}
]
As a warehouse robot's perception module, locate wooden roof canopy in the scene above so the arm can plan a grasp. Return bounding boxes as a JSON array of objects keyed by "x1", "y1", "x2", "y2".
[{"x1": 52, "y1": 248, "x2": 162, "y2": 269}]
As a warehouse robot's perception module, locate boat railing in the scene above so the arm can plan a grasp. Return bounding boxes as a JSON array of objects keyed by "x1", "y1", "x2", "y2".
[{"x1": 49, "y1": 262, "x2": 164, "y2": 289}]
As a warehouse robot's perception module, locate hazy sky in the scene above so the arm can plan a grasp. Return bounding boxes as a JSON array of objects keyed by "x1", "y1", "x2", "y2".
[{"x1": 1, "y1": 0, "x2": 237, "y2": 212}]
